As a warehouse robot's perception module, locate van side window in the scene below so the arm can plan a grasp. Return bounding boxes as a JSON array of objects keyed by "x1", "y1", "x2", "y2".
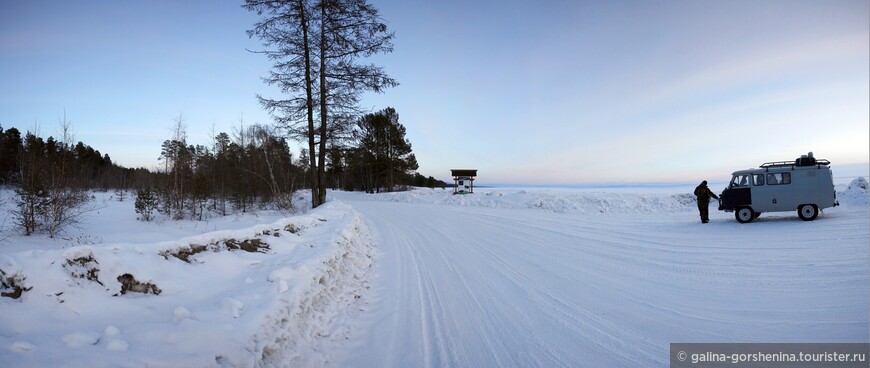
[
  {"x1": 766, "y1": 172, "x2": 791, "y2": 185},
  {"x1": 753, "y1": 174, "x2": 765, "y2": 186}
]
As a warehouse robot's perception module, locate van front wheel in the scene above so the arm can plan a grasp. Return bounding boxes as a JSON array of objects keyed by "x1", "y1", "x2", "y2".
[
  {"x1": 798, "y1": 204, "x2": 818, "y2": 221},
  {"x1": 736, "y1": 207, "x2": 755, "y2": 223}
]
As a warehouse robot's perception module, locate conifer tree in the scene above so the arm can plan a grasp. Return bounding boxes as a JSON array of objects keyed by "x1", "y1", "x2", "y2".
[
  {"x1": 356, "y1": 107, "x2": 417, "y2": 192},
  {"x1": 135, "y1": 188, "x2": 158, "y2": 222}
]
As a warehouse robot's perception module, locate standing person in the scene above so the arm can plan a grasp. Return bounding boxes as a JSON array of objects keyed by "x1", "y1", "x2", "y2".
[{"x1": 694, "y1": 180, "x2": 719, "y2": 223}]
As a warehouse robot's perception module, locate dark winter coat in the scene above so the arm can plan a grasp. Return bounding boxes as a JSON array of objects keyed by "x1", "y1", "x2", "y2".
[{"x1": 694, "y1": 182, "x2": 719, "y2": 202}]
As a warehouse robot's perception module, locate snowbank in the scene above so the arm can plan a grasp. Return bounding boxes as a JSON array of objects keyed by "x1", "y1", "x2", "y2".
[
  {"x1": 356, "y1": 188, "x2": 697, "y2": 215},
  {"x1": 343, "y1": 178, "x2": 868, "y2": 215},
  {"x1": 0, "y1": 201, "x2": 373, "y2": 368},
  {"x1": 837, "y1": 177, "x2": 869, "y2": 207}
]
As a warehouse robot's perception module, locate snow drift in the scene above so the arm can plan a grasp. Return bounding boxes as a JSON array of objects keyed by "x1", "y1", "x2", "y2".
[
  {"x1": 0, "y1": 201, "x2": 373, "y2": 368},
  {"x1": 348, "y1": 176, "x2": 868, "y2": 215},
  {"x1": 839, "y1": 177, "x2": 869, "y2": 206}
]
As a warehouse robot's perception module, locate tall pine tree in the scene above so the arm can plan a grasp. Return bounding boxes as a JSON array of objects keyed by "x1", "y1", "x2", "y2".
[{"x1": 356, "y1": 107, "x2": 417, "y2": 192}]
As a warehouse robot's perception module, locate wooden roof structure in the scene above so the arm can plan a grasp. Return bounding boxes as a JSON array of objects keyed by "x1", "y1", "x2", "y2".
[
  {"x1": 451, "y1": 169, "x2": 477, "y2": 178},
  {"x1": 451, "y1": 169, "x2": 477, "y2": 194}
]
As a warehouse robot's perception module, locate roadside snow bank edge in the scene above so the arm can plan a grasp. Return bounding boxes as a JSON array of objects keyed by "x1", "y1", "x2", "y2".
[{"x1": 0, "y1": 201, "x2": 374, "y2": 368}]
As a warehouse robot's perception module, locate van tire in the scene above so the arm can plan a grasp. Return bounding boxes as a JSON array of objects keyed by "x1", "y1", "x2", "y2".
[
  {"x1": 798, "y1": 204, "x2": 818, "y2": 221},
  {"x1": 736, "y1": 207, "x2": 755, "y2": 223}
]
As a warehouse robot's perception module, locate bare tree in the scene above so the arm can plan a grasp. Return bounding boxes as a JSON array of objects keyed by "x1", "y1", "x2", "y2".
[
  {"x1": 44, "y1": 114, "x2": 87, "y2": 238},
  {"x1": 12, "y1": 114, "x2": 94, "y2": 238},
  {"x1": 245, "y1": 0, "x2": 397, "y2": 208},
  {"x1": 315, "y1": 0, "x2": 398, "y2": 203},
  {"x1": 0, "y1": 191, "x2": 9, "y2": 244},
  {"x1": 158, "y1": 114, "x2": 191, "y2": 219},
  {"x1": 170, "y1": 114, "x2": 188, "y2": 218},
  {"x1": 12, "y1": 175, "x2": 47, "y2": 236},
  {"x1": 250, "y1": 124, "x2": 295, "y2": 210},
  {"x1": 14, "y1": 125, "x2": 46, "y2": 236},
  {"x1": 245, "y1": 0, "x2": 320, "y2": 205},
  {"x1": 231, "y1": 116, "x2": 252, "y2": 213}
]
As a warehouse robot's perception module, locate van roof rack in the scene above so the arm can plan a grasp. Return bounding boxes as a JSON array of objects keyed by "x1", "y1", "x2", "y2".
[{"x1": 760, "y1": 159, "x2": 830, "y2": 168}]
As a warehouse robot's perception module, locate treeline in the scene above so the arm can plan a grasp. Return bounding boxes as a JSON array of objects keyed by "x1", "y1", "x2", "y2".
[
  {"x1": 323, "y1": 107, "x2": 446, "y2": 193},
  {"x1": 1, "y1": 108, "x2": 446, "y2": 235},
  {"x1": 149, "y1": 120, "x2": 301, "y2": 221},
  {"x1": 0, "y1": 121, "x2": 150, "y2": 237},
  {"x1": 146, "y1": 109, "x2": 446, "y2": 222},
  {"x1": 0, "y1": 120, "x2": 302, "y2": 235},
  {"x1": 0, "y1": 125, "x2": 146, "y2": 190}
]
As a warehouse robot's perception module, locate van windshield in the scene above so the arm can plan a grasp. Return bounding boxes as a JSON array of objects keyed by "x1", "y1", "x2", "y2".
[{"x1": 730, "y1": 174, "x2": 750, "y2": 188}]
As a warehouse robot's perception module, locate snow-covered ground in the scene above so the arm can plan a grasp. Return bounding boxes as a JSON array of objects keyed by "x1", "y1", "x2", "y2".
[
  {"x1": 329, "y1": 177, "x2": 869, "y2": 367},
  {"x1": 0, "y1": 193, "x2": 374, "y2": 367},
  {"x1": 0, "y1": 177, "x2": 867, "y2": 367}
]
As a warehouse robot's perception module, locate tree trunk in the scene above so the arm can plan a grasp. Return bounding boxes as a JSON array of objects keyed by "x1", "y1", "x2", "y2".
[
  {"x1": 300, "y1": 0, "x2": 320, "y2": 208},
  {"x1": 316, "y1": 0, "x2": 329, "y2": 207}
]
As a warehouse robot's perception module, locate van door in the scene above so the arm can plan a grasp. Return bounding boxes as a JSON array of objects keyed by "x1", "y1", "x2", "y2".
[
  {"x1": 748, "y1": 173, "x2": 773, "y2": 211},
  {"x1": 720, "y1": 174, "x2": 752, "y2": 210},
  {"x1": 762, "y1": 172, "x2": 794, "y2": 211}
]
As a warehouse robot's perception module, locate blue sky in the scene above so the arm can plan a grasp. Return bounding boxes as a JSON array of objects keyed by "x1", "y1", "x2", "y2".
[{"x1": 2, "y1": 0, "x2": 868, "y2": 184}]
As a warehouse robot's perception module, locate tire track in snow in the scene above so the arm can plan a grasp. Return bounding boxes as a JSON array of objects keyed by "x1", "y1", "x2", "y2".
[
  {"x1": 465, "y1": 208, "x2": 666, "y2": 366},
  {"x1": 333, "y1": 197, "x2": 868, "y2": 367},
  {"x1": 423, "y1": 216, "x2": 566, "y2": 368},
  {"x1": 403, "y1": 223, "x2": 459, "y2": 368}
]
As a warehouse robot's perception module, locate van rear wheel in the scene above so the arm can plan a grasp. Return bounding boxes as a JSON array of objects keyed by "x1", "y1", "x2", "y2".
[
  {"x1": 736, "y1": 207, "x2": 754, "y2": 223},
  {"x1": 798, "y1": 204, "x2": 818, "y2": 221}
]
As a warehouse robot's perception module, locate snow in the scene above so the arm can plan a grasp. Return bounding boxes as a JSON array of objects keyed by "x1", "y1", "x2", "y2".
[
  {"x1": 328, "y1": 178, "x2": 869, "y2": 367},
  {"x1": 0, "y1": 193, "x2": 374, "y2": 367},
  {"x1": 0, "y1": 177, "x2": 867, "y2": 367}
]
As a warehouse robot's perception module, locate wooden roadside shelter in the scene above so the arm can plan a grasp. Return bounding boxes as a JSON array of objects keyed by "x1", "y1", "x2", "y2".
[{"x1": 451, "y1": 169, "x2": 477, "y2": 194}]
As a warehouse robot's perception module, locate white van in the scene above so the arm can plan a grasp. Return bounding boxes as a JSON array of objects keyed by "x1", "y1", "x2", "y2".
[{"x1": 717, "y1": 157, "x2": 838, "y2": 223}]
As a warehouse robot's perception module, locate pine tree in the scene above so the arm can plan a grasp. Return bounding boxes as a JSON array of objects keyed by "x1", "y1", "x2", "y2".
[
  {"x1": 356, "y1": 107, "x2": 417, "y2": 192},
  {"x1": 135, "y1": 188, "x2": 159, "y2": 222}
]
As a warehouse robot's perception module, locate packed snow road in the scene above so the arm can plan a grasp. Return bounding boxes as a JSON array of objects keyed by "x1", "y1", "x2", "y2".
[{"x1": 331, "y1": 190, "x2": 868, "y2": 367}]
